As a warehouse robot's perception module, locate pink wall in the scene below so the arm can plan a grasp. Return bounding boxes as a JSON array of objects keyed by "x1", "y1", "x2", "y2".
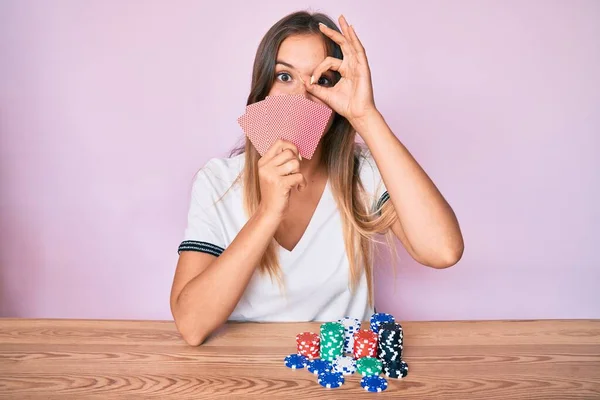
[{"x1": 1, "y1": 0, "x2": 599, "y2": 321}]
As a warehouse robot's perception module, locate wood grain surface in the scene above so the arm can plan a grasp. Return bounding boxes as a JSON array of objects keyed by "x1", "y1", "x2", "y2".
[{"x1": 0, "y1": 319, "x2": 599, "y2": 399}]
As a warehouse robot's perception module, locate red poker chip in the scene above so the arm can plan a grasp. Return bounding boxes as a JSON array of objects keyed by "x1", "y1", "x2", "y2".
[
  {"x1": 296, "y1": 332, "x2": 320, "y2": 359},
  {"x1": 353, "y1": 330, "x2": 378, "y2": 359},
  {"x1": 296, "y1": 332, "x2": 320, "y2": 343}
]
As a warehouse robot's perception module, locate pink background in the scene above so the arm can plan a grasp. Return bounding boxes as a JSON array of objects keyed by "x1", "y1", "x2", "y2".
[{"x1": 1, "y1": 0, "x2": 598, "y2": 321}]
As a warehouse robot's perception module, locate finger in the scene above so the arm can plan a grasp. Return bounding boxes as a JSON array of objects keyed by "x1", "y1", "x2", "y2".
[
  {"x1": 311, "y1": 56, "x2": 343, "y2": 85},
  {"x1": 276, "y1": 158, "x2": 301, "y2": 176},
  {"x1": 338, "y1": 15, "x2": 352, "y2": 42},
  {"x1": 271, "y1": 149, "x2": 299, "y2": 167},
  {"x1": 339, "y1": 16, "x2": 365, "y2": 58},
  {"x1": 318, "y1": 22, "x2": 354, "y2": 57},
  {"x1": 261, "y1": 139, "x2": 299, "y2": 162},
  {"x1": 283, "y1": 173, "x2": 307, "y2": 192},
  {"x1": 348, "y1": 24, "x2": 367, "y2": 61},
  {"x1": 304, "y1": 79, "x2": 332, "y2": 105}
]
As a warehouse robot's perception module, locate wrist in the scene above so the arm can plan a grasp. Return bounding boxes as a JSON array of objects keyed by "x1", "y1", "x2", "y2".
[
  {"x1": 353, "y1": 111, "x2": 392, "y2": 146},
  {"x1": 254, "y1": 205, "x2": 283, "y2": 226},
  {"x1": 350, "y1": 108, "x2": 383, "y2": 134}
]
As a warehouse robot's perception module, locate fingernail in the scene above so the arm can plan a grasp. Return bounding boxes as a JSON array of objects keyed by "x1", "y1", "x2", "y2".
[
  {"x1": 319, "y1": 22, "x2": 327, "y2": 29},
  {"x1": 299, "y1": 154, "x2": 303, "y2": 161},
  {"x1": 310, "y1": 76, "x2": 314, "y2": 85}
]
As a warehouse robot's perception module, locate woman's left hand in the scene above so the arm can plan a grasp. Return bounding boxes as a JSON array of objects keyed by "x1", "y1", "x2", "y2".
[{"x1": 304, "y1": 15, "x2": 378, "y2": 129}]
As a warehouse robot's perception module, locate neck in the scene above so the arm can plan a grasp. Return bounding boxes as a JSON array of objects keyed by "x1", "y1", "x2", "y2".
[{"x1": 300, "y1": 145, "x2": 326, "y2": 181}]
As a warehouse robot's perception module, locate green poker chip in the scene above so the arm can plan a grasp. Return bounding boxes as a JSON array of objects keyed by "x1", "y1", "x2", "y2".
[
  {"x1": 320, "y1": 322, "x2": 344, "y2": 361},
  {"x1": 356, "y1": 357, "x2": 383, "y2": 376}
]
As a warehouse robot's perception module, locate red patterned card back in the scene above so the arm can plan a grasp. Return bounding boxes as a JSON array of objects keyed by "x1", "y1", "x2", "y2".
[{"x1": 237, "y1": 94, "x2": 333, "y2": 159}]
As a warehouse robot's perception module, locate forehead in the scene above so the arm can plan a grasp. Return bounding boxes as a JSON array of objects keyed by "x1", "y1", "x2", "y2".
[{"x1": 276, "y1": 34, "x2": 328, "y2": 72}]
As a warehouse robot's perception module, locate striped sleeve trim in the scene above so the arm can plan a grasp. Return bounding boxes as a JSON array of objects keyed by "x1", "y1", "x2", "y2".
[
  {"x1": 177, "y1": 240, "x2": 224, "y2": 257},
  {"x1": 375, "y1": 191, "x2": 390, "y2": 213}
]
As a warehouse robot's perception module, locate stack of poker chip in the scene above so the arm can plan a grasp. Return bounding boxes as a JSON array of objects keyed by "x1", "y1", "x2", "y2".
[
  {"x1": 377, "y1": 322, "x2": 403, "y2": 361},
  {"x1": 370, "y1": 312, "x2": 395, "y2": 334},
  {"x1": 317, "y1": 371, "x2": 345, "y2": 389},
  {"x1": 307, "y1": 359, "x2": 332, "y2": 375},
  {"x1": 284, "y1": 354, "x2": 308, "y2": 369},
  {"x1": 377, "y1": 322, "x2": 409, "y2": 379},
  {"x1": 296, "y1": 331, "x2": 320, "y2": 359},
  {"x1": 353, "y1": 329, "x2": 378, "y2": 359},
  {"x1": 383, "y1": 360, "x2": 409, "y2": 379},
  {"x1": 319, "y1": 322, "x2": 344, "y2": 361},
  {"x1": 356, "y1": 356, "x2": 383, "y2": 376},
  {"x1": 337, "y1": 317, "x2": 361, "y2": 354},
  {"x1": 332, "y1": 355, "x2": 357, "y2": 375},
  {"x1": 361, "y1": 375, "x2": 389, "y2": 392}
]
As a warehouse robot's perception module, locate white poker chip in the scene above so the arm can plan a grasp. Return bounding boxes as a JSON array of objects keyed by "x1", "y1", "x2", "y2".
[
  {"x1": 338, "y1": 317, "x2": 361, "y2": 355},
  {"x1": 332, "y1": 356, "x2": 356, "y2": 375}
]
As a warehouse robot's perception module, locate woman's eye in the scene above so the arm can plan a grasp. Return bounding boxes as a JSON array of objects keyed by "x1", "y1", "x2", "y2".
[
  {"x1": 318, "y1": 76, "x2": 332, "y2": 86},
  {"x1": 276, "y1": 72, "x2": 292, "y2": 82}
]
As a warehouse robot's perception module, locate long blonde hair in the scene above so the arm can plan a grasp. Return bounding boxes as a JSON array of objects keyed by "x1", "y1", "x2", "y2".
[{"x1": 230, "y1": 11, "x2": 397, "y2": 306}]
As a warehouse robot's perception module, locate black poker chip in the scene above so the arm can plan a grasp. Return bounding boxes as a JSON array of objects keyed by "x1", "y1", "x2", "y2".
[
  {"x1": 383, "y1": 360, "x2": 408, "y2": 379},
  {"x1": 377, "y1": 322, "x2": 403, "y2": 363}
]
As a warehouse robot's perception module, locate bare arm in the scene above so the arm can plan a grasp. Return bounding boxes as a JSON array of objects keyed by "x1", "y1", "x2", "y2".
[
  {"x1": 355, "y1": 110, "x2": 464, "y2": 268},
  {"x1": 170, "y1": 208, "x2": 280, "y2": 346},
  {"x1": 170, "y1": 140, "x2": 305, "y2": 346}
]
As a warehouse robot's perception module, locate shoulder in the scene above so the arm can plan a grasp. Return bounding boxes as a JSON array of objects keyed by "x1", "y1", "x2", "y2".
[{"x1": 191, "y1": 153, "x2": 245, "y2": 200}]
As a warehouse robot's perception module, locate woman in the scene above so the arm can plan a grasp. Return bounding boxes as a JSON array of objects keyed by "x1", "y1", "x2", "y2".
[{"x1": 170, "y1": 11, "x2": 464, "y2": 346}]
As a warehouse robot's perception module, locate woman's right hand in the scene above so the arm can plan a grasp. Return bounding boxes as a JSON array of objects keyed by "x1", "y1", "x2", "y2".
[{"x1": 257, "y1": 139, "x2": 307, "y2": 219}]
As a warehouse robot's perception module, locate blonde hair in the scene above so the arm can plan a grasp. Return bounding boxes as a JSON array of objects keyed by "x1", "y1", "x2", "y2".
[{"x1": 230, "y1": 11, "x2": 397, "y2": 306}]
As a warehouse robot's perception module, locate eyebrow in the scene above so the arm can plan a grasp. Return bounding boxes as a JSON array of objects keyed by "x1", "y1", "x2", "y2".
[{"x1": 275, "y1": 60, "x2": 295, "y2": 69}]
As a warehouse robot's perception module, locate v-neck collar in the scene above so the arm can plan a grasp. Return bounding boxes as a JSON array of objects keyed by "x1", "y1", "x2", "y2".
[{"x1": 278, "y1": 178, "x2": 332, "y2": 260}]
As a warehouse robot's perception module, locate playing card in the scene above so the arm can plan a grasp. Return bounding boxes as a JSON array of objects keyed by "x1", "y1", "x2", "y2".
[{"x1": 237, "y1": 94, "x2": 333, "y2": 159}]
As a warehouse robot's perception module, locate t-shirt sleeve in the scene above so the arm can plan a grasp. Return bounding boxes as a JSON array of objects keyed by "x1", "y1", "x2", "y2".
[
  {"x1": 358, "y1": 149, "x2": 390, "y2": 213},
  {"x1": 177, "y1": 165, "x2": 227, "y2": 257}
]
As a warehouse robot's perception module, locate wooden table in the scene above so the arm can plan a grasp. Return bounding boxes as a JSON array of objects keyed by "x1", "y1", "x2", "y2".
[{"x1": 0, "y1": 319, "x2": 599, "y2": 399}]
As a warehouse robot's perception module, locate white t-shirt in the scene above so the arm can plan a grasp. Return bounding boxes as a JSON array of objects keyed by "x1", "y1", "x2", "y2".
[{"x1": 178, "y1": 149, "x2": 389, "y2": 322}]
